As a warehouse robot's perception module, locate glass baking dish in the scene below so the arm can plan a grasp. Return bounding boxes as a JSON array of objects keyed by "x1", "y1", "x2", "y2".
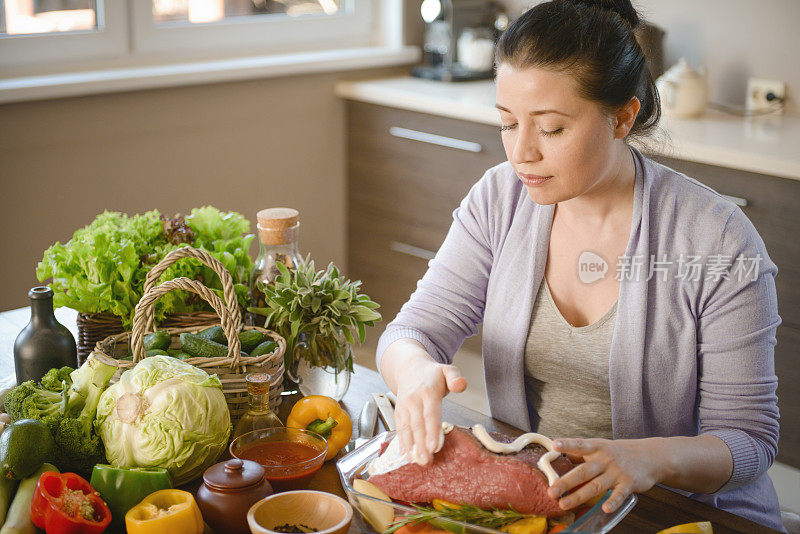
[{"x1": 337, "y1": 431, "x2": 637, "y2": 534}]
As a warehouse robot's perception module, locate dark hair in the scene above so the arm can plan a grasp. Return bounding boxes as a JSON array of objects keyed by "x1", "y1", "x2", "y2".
[{"x1": 496, "y1": 0, "x2": 660, "y2": 141}]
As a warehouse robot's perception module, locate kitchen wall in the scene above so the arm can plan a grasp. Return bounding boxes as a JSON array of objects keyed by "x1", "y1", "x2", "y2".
[
  {"x1": 0, "y1": 1, "x2": 427, "y2": 313},
  {"x1": 0, "y1": 65, "x2": 412, "y2": 311},
  {"x1": 503, "y1": 0, "x2": 799, "y2": 115}
]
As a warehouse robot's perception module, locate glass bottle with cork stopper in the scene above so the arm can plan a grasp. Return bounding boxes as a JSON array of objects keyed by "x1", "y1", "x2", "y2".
[
  {"x1": 232, "y1": 373, "x2": 283, "y2": 439},
  {"x1": 249, "y1": 207, "x2": 301, "y2": 326}
]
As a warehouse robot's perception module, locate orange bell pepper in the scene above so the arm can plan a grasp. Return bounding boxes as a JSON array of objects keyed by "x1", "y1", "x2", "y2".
[{"x1": 287, "y1": 395, "x2": 352, "y2": 461}]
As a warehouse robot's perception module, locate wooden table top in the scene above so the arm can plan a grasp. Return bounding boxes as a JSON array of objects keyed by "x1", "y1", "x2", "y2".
[{"x1": 0, "y1": 307, "x2": 780, "y2": 534}]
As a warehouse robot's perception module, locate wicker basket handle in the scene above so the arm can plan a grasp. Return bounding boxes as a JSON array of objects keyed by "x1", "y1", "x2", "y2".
[
  {"x1": 142, "y1": 246, "x2": 240, "y2": 332},
  {"x1": 131, "y1": 277, "x2": 243, "y2": 365}
]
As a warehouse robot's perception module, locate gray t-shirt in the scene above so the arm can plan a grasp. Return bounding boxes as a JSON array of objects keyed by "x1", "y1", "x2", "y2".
[{"x1": 523, "y1": 280, "x2": 617, "y2": 440}]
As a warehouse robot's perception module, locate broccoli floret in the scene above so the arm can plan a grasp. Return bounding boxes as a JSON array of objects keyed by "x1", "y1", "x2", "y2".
[
  {"x1": 5, "y1": 381, "x2": 66, "y2": 422},
  {"x1": 52, "y1": 410, "x2": 106, "y2": 475},
  {"x1": 40, "y1": 366, "x2": 74, "y2": 392},
  {"x1": 5, "y1": 353, "x2": 118, "y2": 476}
]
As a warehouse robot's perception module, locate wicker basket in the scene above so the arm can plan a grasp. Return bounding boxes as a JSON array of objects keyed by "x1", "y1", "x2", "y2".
[
  {"x1": 77, "y1": 311, "x2": 221, "y2": 363},
  {"x1": 93, "y1": 247, "x2": 285, "y2": 420}
]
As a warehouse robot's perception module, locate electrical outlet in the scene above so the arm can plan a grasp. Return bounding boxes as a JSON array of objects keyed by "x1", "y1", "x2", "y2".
[{"x1": 746, "y1": 77, "x2": 786, "y2": 114}]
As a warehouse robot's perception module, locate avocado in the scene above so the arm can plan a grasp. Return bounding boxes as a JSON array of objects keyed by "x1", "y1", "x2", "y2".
[
  {"x1": 0, "y1": 419, "x2": 55, "y2": 480},
  {"x1": 143, "y1": 332, "x2": 171, "y2": 351},
  {"x1": 250, "y1": 340, "x2": 278, "y2": 357},
  {"x1": 197, "y1": 326, "x2": 227, "y2": 345},
  {"x1": 238, "y1": 330, "x2": 267, "y2": 353}
]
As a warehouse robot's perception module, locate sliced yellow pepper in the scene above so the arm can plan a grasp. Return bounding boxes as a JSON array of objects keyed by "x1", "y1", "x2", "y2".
[
  {"x1": 500, "y1": 517, "x2": 547, "y2": 534},
  {"x1": 287, "y1": 395, "x2": 352, "y2": 461},
  {"x1": 657, "y1": 522, "x2": 713, "y2": 534},
  {"x1": 432, "y1": 499, "x2": 463, "y2": 512},
  {"x1": 125, "y1": 489, "x2": 204, "y2": 534}
]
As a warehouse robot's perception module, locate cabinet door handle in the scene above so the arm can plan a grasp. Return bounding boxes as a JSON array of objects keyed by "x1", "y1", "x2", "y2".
[
  {"x1": 389, "y1": 241, "x2": 436, "y2": 261},
  {"x1": 721, "y1": 194, "x2": 748, "y2": 207},
  {"x1": 389, "y1": 127, "x2": 483, "y2": 153}
]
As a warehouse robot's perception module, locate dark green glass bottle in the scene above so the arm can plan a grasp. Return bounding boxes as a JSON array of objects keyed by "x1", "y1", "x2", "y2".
[{"x1": 13, "y1": 287, "x2": 77, "y2": 384}]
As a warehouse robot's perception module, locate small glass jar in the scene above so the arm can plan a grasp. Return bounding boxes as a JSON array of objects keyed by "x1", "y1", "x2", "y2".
[
  {"x1": 232, "y1": 373, "x2": 283, "y2": 440},
  {"x1": 249, "y1": 208, "x2": 302, "y2": 325}
]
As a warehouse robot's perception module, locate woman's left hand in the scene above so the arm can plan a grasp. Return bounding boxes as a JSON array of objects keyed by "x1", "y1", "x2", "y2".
[{"x1": 548, "y1": 437, "x2": 668, "y2": 513}]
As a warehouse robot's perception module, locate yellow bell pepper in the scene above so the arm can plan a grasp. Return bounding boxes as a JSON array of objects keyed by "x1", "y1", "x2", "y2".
[
  {"x1": 125, "y1": 489, "x2": 204, "y2": 534},
  {"x1": 287, "y1": 395, "x2": 352, "y2": 461}
]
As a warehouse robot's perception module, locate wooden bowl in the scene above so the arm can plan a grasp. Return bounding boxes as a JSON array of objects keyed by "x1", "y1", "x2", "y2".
[{"x1": 247, "y1": 490, "x2": 353, "y2": 534}]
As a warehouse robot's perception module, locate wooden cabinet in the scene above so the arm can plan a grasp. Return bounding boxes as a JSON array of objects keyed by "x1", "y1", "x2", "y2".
[
  {"x1": 346, "y1": 101, "x2": 506, "y2": 358},
  {"x1": 345, "y1": 101, "x2": 800, "y2": 467}
]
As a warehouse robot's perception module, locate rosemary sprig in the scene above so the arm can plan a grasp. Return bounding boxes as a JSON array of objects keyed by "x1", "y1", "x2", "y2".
[{"x1": 384, "y1": 503, "x2": 529, "y2": 534}]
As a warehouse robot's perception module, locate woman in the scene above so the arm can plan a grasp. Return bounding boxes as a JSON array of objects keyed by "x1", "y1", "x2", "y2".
[{"x1": 376, "y1": 0, "x2": 783, "y2": 530}]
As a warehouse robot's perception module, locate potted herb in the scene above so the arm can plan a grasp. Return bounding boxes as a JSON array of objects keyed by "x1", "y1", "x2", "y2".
[{"x1": 248, "y1": 257, "x2": 381, "y2": 400}]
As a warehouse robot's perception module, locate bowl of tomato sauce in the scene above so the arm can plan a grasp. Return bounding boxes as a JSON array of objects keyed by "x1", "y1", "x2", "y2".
[{"x1": 230, "y1": 428, "x2": 328, "y2": 492}]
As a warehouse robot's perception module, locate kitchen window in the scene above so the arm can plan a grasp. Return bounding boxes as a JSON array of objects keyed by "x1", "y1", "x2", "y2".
[
  {"x1": 132, "y1": 0, "x2": 375, "y2": 56},
  {"x1": 1, "y1": 1, "x2": 127, "y2": 68},
  {"x1": 0, "y1": 0, "x2": 410, "y2": 94}
]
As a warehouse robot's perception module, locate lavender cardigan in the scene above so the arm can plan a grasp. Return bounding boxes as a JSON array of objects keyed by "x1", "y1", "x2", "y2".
[{"x1": 376, "y1": 146, "x2": 783, "y2": 531}]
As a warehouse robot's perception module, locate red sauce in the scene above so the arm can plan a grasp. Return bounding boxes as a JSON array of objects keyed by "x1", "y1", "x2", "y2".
[{"x1": 237, "y1": 442, "x2": 323, "y2": 491}]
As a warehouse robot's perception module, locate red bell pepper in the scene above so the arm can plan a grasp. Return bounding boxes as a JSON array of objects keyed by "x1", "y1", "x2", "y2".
[{"x1": 31, "y1": 471, "x2": 112, "y2": 534}]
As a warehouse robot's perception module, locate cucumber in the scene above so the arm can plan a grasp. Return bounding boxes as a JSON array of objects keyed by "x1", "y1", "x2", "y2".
[
  {"x1": 143, "y1": 332, "x2": 171, "y2": 351},
  {"x1": 198, "y1": 326, "x2": 227, "y2": 345},
  {"x1": 166, "y1": 349, "x2": 193, "y2": 360},
  {"x1": 180, "y1": 333, "x2": 229, "y2": 359},
  {"x1": 238, "y1": 330, "x2": 267, "y2": 353},
  {"x1": 145, "y1": 349, "x2": 169, "y2": 358},
  {"x1": 0, "y1": 463, "x2": 58, "y2": 534},
  {"x1": 250, "y1": 340, "x2": 278, "y2": 357},
  {"x1": 0, "y1": 419, "x2": 55, "y2": 481}
]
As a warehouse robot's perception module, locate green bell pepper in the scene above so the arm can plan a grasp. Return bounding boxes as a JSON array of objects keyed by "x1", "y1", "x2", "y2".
[{"x1": 90, "y1": 464, "x2": 173, "y2": 523}]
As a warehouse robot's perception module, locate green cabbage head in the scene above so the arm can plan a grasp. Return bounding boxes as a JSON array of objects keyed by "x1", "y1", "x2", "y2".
[{"x1": 95, "y1": 355, "x2": 231, "y2": 485}]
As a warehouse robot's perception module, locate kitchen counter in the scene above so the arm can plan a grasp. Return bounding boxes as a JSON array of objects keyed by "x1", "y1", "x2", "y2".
[{"x1": 335, "y1": 76, "x2": 800, "y2": 181}]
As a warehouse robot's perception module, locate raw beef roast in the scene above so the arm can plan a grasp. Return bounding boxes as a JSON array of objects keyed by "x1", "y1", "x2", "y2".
[{"x1": 368, "y1": 427, "x2": 574, "y2": 517}]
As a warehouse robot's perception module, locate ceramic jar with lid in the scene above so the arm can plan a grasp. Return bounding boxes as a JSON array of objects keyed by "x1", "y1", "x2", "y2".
[
  {"x1": 196, "y1": 458, "x2": 273, "y2": 534},
  {"x1": 656, "y1": 57, "x2": 709, "y2": 118}
]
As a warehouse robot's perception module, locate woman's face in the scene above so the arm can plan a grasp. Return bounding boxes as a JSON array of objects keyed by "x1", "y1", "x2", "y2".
[{"x1": 495, "y1": 63, "x2": 629, "y2": 205}]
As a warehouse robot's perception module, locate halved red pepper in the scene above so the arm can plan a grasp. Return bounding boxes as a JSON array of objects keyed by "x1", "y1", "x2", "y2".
[{"x1": 31, "y1": 471, "x2": 112, "y2": 534}]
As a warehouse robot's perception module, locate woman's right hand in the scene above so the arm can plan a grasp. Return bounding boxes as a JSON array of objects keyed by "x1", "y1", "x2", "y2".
[{"x1": 380, "y1": 339, "x2": 467, "y2": 466}]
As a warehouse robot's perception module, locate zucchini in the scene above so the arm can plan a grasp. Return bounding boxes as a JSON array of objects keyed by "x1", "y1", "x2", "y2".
[
  {"x1": 1, "y1": 463, "x2": 58, "y2": 534},
  {"x1": 0, "y1": 478, "x2": 17, "y2": 527}
]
